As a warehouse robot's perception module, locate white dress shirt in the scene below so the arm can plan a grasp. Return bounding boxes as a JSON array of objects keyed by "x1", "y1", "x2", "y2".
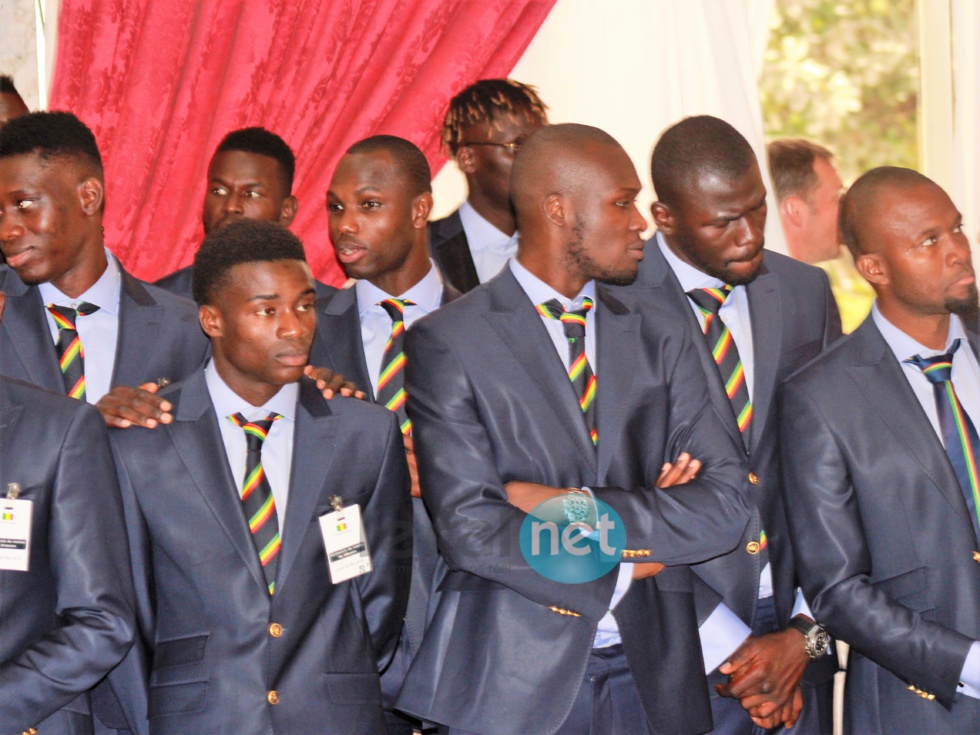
[
  {"x1": 458, "y1": 201, "x2": 519, "y2": 284},
  {"x1": 38, "y1": 249, "x2": 122, "y2": 404},
  {"x1": 206, "y1": 361, "x2": 298, "y2": 531},
  {"x1": 509, "y1": 258, "x2": 631, "y2": 648},
  {"x1": 872, "y1": 304, "x2": 980, "y2": 698},
  {"x1": 658, "y1": 233, "x2": 815, "y2": 671},
  {"x1": 354, "y1": 263, "x2": 443, "y2": 396}
]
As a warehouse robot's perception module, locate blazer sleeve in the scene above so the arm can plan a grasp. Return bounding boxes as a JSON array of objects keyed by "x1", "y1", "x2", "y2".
[
  {"x1": 0, "y1": 404, "x2": 137, "y2": 733},
  {"x1": 589, "y1": 324, "x2": 750, "y2": 564},
  {"x1": 780, "y1": 379, "x2": 974, "y2": 705},
  {"x1": 406, "y1": 323, "x2": 618, "y2": 623},
  {"x1": 354, "y1": 411, "x2": 413, "y2": 672}
]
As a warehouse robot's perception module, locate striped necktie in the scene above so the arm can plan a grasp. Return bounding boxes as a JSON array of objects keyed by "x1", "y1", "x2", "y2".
[
  {"x1": 377, "y1": 299, "x2": 415, "y2": 435},
  {"x1": 537, "y1": 297, "x2": 598, "y2": 445},
  {"x1": 229, "y1": 412, "x2": 284, "y2": 595},
  {"x1": 906, "y1": 340, "x2": 980, "y2": 542},
  {"x1": 46, "y1": 302, "x2": 100, "y2": 400},
  {"x1": 687, "y1": 287, "x2": 752, "y2": 449}
]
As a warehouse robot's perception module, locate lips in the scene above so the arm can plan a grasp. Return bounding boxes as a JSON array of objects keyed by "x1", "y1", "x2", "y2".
[
  {"x1": 3, "y1": 248, "x2": 31, "y2": 269},
  {"x1": 335, "y1": 240, "x2": 367, "y2": 264},
  {"x1": 276, "y1": 351, "x2": 310, "y2": 367}
]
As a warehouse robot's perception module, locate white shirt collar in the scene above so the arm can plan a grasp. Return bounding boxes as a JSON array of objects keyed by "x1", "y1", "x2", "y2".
[
  {"x1": 354, "y1": 261, "x2": 443, "y2": 317},
  {"x1": 458, "y1": 200, "x2": 517, "y2": 253},
  {"x1": 657, "y1": 231, "x2": 726, "y2": 291},
  {"x1": 205, "y1": 359, "x2": 299, "y2": 421},
  {"x1": 38, "y1": 248, "x2": 122, "y2": 315},
  {"x1": 509, "y1": 257, "x2": 596, "y2": 310},
  {"x1": 872, "y1": 302, "x2": 968, "y2": 362}
]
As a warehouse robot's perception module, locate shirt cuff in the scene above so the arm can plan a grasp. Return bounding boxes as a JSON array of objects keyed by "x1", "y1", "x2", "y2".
[
  {"x1": 699, "y1": 602, "x2": 752, "y2": 674},
  {"x1": 791, "y1": 588, "x2": 814, "y2": 619},
  {"x1": 958, "y1": 641, "x2": 980, "y2": 699}
]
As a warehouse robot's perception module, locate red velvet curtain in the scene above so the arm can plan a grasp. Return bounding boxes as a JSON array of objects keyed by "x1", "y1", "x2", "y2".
[{"x1": 50, "y1": 0, "x2": 555, "y2": 285}]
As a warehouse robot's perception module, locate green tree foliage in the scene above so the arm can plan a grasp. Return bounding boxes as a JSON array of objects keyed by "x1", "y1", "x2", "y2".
[{"x1": 760, "y1": 0, "x2": 919, "y2": 183}]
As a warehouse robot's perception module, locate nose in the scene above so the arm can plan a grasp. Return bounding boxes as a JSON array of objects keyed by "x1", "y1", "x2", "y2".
[
  {"x1": 737, "y1": 209, "x2": 766, "y2": 249},
  {"x1": 630, "y1": 203, "x2": 648, "y2": 233},
  {"x1": 224, "y1": 191, "x2": 244, "y2": 214},
  {"x1": 0, "y1": 212, "x2": 22, "y2": 244},
  {"x1": 277, "y1": 306, "x2": 311, "y2": 339},
  {"x1": 948, "y1": 227, "x2": 972, "y2": 265}
]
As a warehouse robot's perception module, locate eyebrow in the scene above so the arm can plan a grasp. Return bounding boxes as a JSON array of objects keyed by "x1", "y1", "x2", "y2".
[{"x1": 245, "y1": 286, "x2": 316, "y2": 303}]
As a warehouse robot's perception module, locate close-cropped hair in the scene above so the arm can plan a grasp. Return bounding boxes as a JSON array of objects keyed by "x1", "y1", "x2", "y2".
[
  {"x1": 838, "y1": 166, "x2": 934, "y2": 258},
  {"x1": 0, "y1": 110, "x2": 103, "y2": 175},
  {"x1": 345, "y1": 134, "x2": 432, "y2": 197},
  {"x1": 441, "y1": 78, "x2": 548, "y2": 157},
  {"x1": 767, "y1": 138, "x2": 834, "y2": 204},
  {"x1": 214, "y1": 127, "x2": 296, "y2": 194},
  {"x1": 193, "y1": 218, "x2": 307, "y2": 305}
]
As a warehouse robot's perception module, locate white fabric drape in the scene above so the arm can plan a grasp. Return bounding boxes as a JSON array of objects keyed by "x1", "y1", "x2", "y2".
[
  {"x1": 952, "y1": 0, "x2": 979, "y2": 248},
  {"x1": 430, "y1": 0, "x2": 786, "y2": 253}
]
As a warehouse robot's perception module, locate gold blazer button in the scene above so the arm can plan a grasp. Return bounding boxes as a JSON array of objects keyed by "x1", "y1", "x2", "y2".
[
  {"x1": 267, "y1": 690, "x2": 280, "y2": 705},
  {"x1": 748, "y1": 472, "x2": 760, "y2": 485},
  {"x1": 746, "y1": 541, "x2": 761, "y2": 555},
  {"x1": 269, "y1": 623, "x2": 283, "y2": 637}
]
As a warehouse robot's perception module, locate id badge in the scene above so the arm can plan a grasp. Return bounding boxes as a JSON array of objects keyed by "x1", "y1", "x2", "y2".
[
  {"x1": 319, "y1": 502, "x2": 372, "y2": 584},
  {"x1": 0, "y1": 498, "x2": 32, "y2": 572}
]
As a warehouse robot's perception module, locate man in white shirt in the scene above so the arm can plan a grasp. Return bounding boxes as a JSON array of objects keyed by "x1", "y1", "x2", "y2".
[
  {"x1": 781, "y1": 166, "x2": 980, "y2": 734},
  {"x1": 312, "y1": 134, "x2": 457, "y2": 734},
  {"x1": 429, "y1": 78, "x2": 548, "y2": 293}
]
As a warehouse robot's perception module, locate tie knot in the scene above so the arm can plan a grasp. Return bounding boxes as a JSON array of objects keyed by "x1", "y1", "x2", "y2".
[
  {"x1": 906, "y1": 340, "x2": 961, "y2": 385},
  {"x1": 379, "y1": 299, "x2": 415, "y2": 323},
  {"x1": 537, "y1": 297, "x2": 593, "y2": 340},
  {"x1": 230, "y1": 412, "x2": 282, "y2": 451},
  {"x1": 686, "y1": 286, "x2": 732, "y2": 316},
  {"x1": 47, "y1": 301, "x2": 100, "y2": 328}
]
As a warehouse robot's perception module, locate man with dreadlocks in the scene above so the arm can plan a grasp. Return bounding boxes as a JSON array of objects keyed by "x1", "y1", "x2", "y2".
[{"x1": 429, "y1": 78, "x2": 548, "y2": 293}]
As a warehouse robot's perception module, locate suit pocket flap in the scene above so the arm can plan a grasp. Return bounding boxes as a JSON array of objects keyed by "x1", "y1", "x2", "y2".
[
  {"x1": 324, "y1": 672, "x2": 380, "y2": 704},
  {"x1": 148, "y1": 680, "x2": 208, "y2": 719},
  {"x1": 155, "y1": 633, "x2": 209, "y2": 668},
  {"x1": 872, "y1": 567, "x2": 928, "y2": 606}
]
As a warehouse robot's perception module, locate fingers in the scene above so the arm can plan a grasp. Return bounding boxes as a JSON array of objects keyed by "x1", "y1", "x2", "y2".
[
  {"x1": 630, "y1": 561, "x2": 665, "y2": 580},
  {"x1": 96, "y1": 385, "x2": 172, "y2": 429},
  {"x1": 305, "y1": 365, "x2": 363, "y2": 400},
  {"x1": 404, "y1": 435, "x2": 422, "y2": 498},
  {"x1": 655, "y1": 453, "x2": 702, "y2": 488}
]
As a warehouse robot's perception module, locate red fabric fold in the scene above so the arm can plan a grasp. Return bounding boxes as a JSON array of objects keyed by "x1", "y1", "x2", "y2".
[{"x1": 50, "y1": 0, "x2": 555, "y2": 284}]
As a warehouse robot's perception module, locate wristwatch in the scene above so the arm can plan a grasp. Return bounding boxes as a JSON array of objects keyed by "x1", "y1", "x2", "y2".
[{"x1": 788, "y1": 615, "x2": 830, "y2": 659}]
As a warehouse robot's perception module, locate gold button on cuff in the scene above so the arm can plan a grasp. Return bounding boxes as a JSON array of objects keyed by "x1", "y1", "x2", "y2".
[
  {"x1": 973, "y1": 550, "x2": 980, "y2": 563},
  {"x1": 748, "y1": 472, "x2": 759, "y2": 485},
  {"x1": 269, "y1": 622, "x2": 283, "y2": 637},
  {"x1": 621, "y1": 549, "x2": 652, "y2": 558},
  {"x1": 548, "y1": 605, "x2": 582, "y2": 618},
  {"x1": 746, "y1": 541, "x2": 761, "y2": 555},
  {"x1": 267, "y1": 690, "x2": 279, "y2": 705}
]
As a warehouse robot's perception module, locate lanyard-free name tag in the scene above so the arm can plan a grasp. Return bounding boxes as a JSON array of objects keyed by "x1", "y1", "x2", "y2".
[
  {"x1": 0, "y1": 488, "x2": 31, "y2": 572},
  {"x1": 319, "y1": 497, "x2": 371, "y2": 584}
]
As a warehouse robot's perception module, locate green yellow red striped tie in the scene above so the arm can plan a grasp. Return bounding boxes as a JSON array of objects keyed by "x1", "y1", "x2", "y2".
[
  {"x1": 687, "y1": 287, "x2": 752, "y2": 449},
  {"x1": 229, "y1": 412, "x2": 284, "y2": 595},
  {"x1": 906, "y1": 341, "x2": 980, "y2": 542},
  {"x1": 537, "y1": 297, "x2": 597, "y2": 445},
  {"x1": 46, "y1": 302, "x2": 100, "y2": 400},
  {"x1": 377, "y1": 299, "x2": 415, "y2": 435}
]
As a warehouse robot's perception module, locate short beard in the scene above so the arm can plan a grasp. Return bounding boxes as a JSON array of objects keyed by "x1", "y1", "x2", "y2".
[
  {"x1": 563, "y1": 221, "x2": 638, "y2": 287},
  {"x1": 946, "y1": 283, "x2": 980, "y2": 320}
]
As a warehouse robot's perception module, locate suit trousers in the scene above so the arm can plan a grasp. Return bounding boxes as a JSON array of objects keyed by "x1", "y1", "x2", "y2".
[
  {"x1": 440, "y1": 644, "x2": 654, "y2": 735},
  {"x1": 706, "y1": 597, "x2": 833, "y2": 735}
]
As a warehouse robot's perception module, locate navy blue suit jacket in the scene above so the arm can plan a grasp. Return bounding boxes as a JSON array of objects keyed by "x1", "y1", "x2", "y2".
[
  {"x1": 781, "y1": 316, "x2": 980, "y2": 734},
  {"x1": 397, "y1": 267, "x2": 749, "y2": 735},
  {"x1": 108, "y1": 373, "x2": 412, "y2": 735},
  {"x1": 0, "y1": 377, "x2": 135, "y2": 734},
  {"x1": 428, "y1": 210, "x2": 480, "y2": 294},
  {"x1": 0, "y1": 264, "x2": 209, "y2": 394}
]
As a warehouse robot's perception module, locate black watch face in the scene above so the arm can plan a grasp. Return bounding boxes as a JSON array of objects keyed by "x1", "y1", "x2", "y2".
[{"x1": 811, "y1": 629, "x2": 830, "y2": 656}]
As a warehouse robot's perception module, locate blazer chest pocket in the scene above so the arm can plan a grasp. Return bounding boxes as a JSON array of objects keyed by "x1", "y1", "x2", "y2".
[{"x1": 872, "y1": 567, "x2": 934, "y2": 618}]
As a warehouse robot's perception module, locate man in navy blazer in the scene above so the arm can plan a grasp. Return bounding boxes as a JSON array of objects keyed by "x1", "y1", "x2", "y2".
[
  {"x1": 398, "y1": 124, "x2": 748, "y2": 735},
  {"x1": 313, "y1": 134, "x2": 458, "y2": 733},
  {"x1": 781, "y1": 167, "x2": 980, "y2": 734},
  {"x1": 0, "y1": 295, "x2": 136, "y2": 735},
  {"x1": 624, "y1": 115, "x2": 840, "y2": 733},
  {"x1": 0, "y1": 112, "x2": 208, "y2": 429},
  {"x1": 108, "y1": 219, "x2": 411, "y2": 734},
  {"x1": 429, "y1": 79, "x2": 548, "y2": 293}
]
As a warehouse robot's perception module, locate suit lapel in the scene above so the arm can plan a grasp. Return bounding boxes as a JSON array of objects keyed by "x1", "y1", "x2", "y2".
[
  {"x1": 484, "y1": 270, "x2": 597, "y2": 470},
  {"x1": 170, "y1": 373, "x2": 268, "y2": 594},
  {"x1": 0, "y1": 379, "x2": 23, "y2": 485},
  {"x1": 848, "y1": 320, "x2": 968, "y2": 515},
  {"x1": 595, "y1": 288, "x2": 639, "y2": 479},
  {"x1": 276, "y1": 381, "x2": 337, "y2": 592},
  {"x1": 0, "y1": 274, "x2": 64, "y2": 392},
  {"x1": 113, "y1": 270, "x2": 164, "y2": 387},
  {"x1": 637, "y1": 246, "x2": 744, "y2": 449},
  {"x1": 317, "y1": 289, "x2": 374, "y2": 401},
  {"x1": 746, "y1": 265, "x2": 781, "y2": 453}
]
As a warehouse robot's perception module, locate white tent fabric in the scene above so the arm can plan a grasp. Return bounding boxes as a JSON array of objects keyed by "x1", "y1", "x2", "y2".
[
  {"x1": 953, "y1": 0, "x2": 979, "y2": 245},
  {"x1": 430, "y1": 0, "x2": 787, "y2": 253}
]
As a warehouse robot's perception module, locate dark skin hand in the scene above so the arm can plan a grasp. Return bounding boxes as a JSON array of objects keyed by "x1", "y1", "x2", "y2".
[
  {"x1": 404, "y1": 434, "x2": 421, "y2": 498},
  {"x1": 97, "y1": 366, "x2": 364, "y2": 428},
  {"x1": 504, "y1": 453, "x2": 702, "y2": 581},
  {"x1": 716, "y1": 623, "x2": 811, "y2": 729}
]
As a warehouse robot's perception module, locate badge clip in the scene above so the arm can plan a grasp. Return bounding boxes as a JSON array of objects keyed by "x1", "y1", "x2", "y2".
[
  {"x1": 6, "y1": 483, "x2": 20, "y2": 500},
  {"x1": 328, "y1": 495, "x2": 344, "y2": 512}
]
